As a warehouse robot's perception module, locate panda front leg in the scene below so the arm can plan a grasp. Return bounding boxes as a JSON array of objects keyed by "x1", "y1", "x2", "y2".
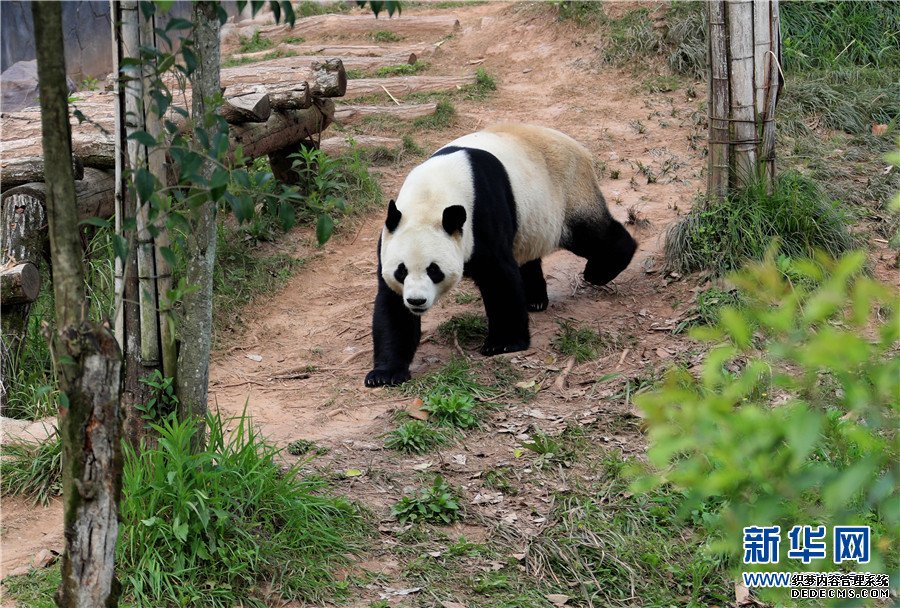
[
  {"x1": 365, "y1": 273, "x2": 422, "y2": 387},
  {"x1": 471, "y1": 255, "x2": 531, "y2": 356}
]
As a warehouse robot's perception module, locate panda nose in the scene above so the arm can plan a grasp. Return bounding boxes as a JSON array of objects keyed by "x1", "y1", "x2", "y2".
[{"x1": 406, "y1": 297, "x2": 427, "y2": 307}]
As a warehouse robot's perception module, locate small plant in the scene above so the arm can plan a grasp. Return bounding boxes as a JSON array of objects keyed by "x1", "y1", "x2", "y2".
[
  {"x1": 135, "y1": 369, "x2": 179, "y2": 422},
  {"x1": 552, "y1": 320, "x2": 605, "y2": 363},
  {"x1": 283, "y1": 35, "x2": 305, "y2": 44},
  {"x1": 287, "y1": 439, "x2": 329, "y2": 456},
  {"x1": 437, "y1": 312, "x2": 487, "y2": 349},
  {"x1": 422, "y1": 391, "x2": 479, "y2": 429},
  {"x1": 629, "y1": 119, "x2": 647, "y2": 134},
  {"x1": 375, "y1": 61, "x2": 429, "y2": 77},
  {"x1": 0, "y1": 432, "x2": 62, "y2": 505},
  {"x1": 384, "y1": 420, "x2": 447, "y2": 454},
  {"x1": 238, "y1": 31, "x2": 275, "y2": 53},
  {"x1": 401, "y1": 134, "x2": 425, "y2": 157},
  {"x1": 392, "y1": 476, "x2": 461, "y2": 524},
  {"x1": 465, "y1": 68, "x2": 497, "y2": 100},
  {"x1": 79, "y1": 75, "x2": 99, "y2": 91},
  {"x1": 370, "y1": 30, "x2": 403, "y2": 43},
  {"x1": 522, "y1": 430, "x2": 571, "y2": 467},
  {"x1": 399, "y1": 357, "x2": 502, "y2": 401},
  {"x1": 454, "y1": 290, "x2": 479, "y2": 304},
  {"x1": 413, "y1": 98, "x2": 456, "y2": 129}
]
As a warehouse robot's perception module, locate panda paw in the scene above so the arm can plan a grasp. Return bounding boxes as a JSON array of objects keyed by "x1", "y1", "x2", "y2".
[
  {"x1": 481, "y1": 340, "x2": 529, "y2": 357},
  {"x1": 527, "y1": 299, "x2": 549, "y2": 312},
  {"x1": 365, "y1": 368, "x2": 411, "y2": 387}
]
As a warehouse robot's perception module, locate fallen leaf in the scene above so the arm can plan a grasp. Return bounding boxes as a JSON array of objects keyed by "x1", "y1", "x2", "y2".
[
  {"x1": 412, "y1": 462, "x2": 433, "y2": 471},
  {"x1": 344, "y1": 469, "x2": 363, "y2": 477},
  {"x1": 452, "y1": 454, "x2": 467, "y2": 465},
  {"x1": 441, "y1": 601, "x2": 467, "y2": 608},
  {"x1": 546, "y1": 594, "x2": 570, "y2": 605},
  {"x1": 406, "y1": 397, "x2": 429, "y2": 420},
  {"x1": 872, "y1": 123, "x2": 888, "y2": 136},
  {"x1": 735, "y1": 582, "x2": 751, "y2": 605},
  {"x1": 245, "y1": 354, "x2": 263, "y2": 362}
]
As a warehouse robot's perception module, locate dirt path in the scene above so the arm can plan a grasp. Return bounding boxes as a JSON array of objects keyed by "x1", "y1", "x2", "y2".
[{"x1": 2, "y1": 2, "x2": 709, "y2": 601}]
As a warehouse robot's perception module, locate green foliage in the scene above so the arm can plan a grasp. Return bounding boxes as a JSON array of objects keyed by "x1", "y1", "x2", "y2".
[
  {"x1": 453, "y1": 290, "x2": 479, "y2": 304},
  {"x1": 283, "y1": 35, "x2": 305, "y2": 44},
  {"x1": 370, "y1": 30, "x2": 403, "y2": 43},
  {"x1": 398, "y1": 357, "x2": 502, "y2": 401},
  {"x1": 554, "y1": 1, "x2": 605, "y2": 27},
  {"x1": 665, "y1": 171, "x2": 855, "y2": 275},
  {"x1": 422, "y1": 391, "x2": 479, "y2": 429},
  {"x1": 1, "y1": 567, "x2": 60, "y2": 608},
  {"x1": 79, "y1": 75, "x2": 100, "y2": 91},
  {"x1": 551, "y1": 320, "x2": 607, "y2": 363},
  {"x1": 287, "y1": 438, "x2": 328, "y2": 456},
  {"x1": 237, "y1": 31, "x2": 274, "y2": 53},
  {"x1": 528, "y1": 453, "x2": 730, "y2": 607},
  {"x1": 674, "y1": 287, "x2": 744, "y2": 334},
  {"x1": 392, "y1": 476, "x2": 461, "y2": 524},
  {"x1": 413, "y1": 98, "x2": 456, "y2": 129},
  {"x1": 780, "y1": 0, "x2": 900, "y2": 70},
  {"x1": 374, "y1": 61, "x2": 429, "y2": 77},
  {"x1": 222, "y1": 48, "x2": 297, "y2": 68},
  {"x1": 0, "y1": 433, "x2": 62, "y2": 505},
  {"x1": 437, "y1": 312, "x2": 487, "y2": 349},
  {"x1": 297, "y1": 0, "x2": 350, "y2": 18},
  {"x1": 465, "y1": 68, "x2": 497, "y2": 100},
  {"x1": 636, "y1": 252, "x2": 899, "y2": 583},
  {"x1": 135, "y1": 369, "x2": 179, "y2": 422},
  {"x1": 384, "y1": 420, "x2": 447, "y2": 454},
  {"x1": 119, "y1": 411, "x2": 366, "y2": 607},
  {"x1": 521, "y1": 430, "x2": 572, "y2": 468}
]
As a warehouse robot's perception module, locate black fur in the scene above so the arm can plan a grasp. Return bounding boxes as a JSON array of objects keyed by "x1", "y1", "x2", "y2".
[
  {"x1": 563, "y1": 214, "x2": 637, "y2": 286},
  {"x1": 365, "y1": 236, "x2": 422, "y2": 387},
  {"x1": 442, "y1": 205, "x2": 467, "y2": 236},
  {"x1": 385, "y1": 199, "x2": 402, "y2": 232},
  {"x1": 520, "y1": 259, "x2": 548, "y2": 311},
  {"x1": 426, "y1": 262, "x2": 445, "y2": 284},
  {"x1": 393, "y1": 262, "x2": 408, "y2": 284}
]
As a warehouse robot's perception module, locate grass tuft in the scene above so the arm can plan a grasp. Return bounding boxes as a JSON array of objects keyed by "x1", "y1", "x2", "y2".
[
  {"x1": 413, "y1": 99, "x2": 456, "y2": 130},
  {"x1": 119, "y1": 411, "x2": 367, "y2": 606},
  {"x1": 665, "y1": 171, "x2": 856, "y2": 275},
  {"x1": 237, "y1": 31, "x2": 274, "y2": 54},
  {"x1": 0, "y1": 433, "x2": 62, "y2": 505},
  {"x1": 437, "y1": 313, "x2": 487, "y2": 350},
  {"x1": 552, "y1": 320, "x2": 610, "y2": 363},
  {"x1": 384, "y1": 420, "x2": 447, "y2": 454},
  {"x1": 398, "y1": 358, "x2": 502, "y2": 401},
  {"x1": 370, "y1": 30, "x2": 403, "y2": 43},
  {"x1": 422, "y1": 391, "x2": 479, "y2": 429},
  {"x1": 375, "y1": 61, "x2": 430, "y2": 77}
]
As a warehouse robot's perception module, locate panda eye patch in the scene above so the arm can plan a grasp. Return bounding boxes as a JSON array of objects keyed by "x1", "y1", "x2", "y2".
[
  {"x1": 426, "y1": 262, "x2": 445, "y2": 283},
  {"x1": 394, "y1": 263, "x2": 408, "y2": 283}
]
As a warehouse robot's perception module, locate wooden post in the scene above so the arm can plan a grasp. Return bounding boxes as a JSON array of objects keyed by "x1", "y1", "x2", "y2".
[
  {"x1": 759, "y1": 1, "x2": 782, "y2": 187},
  {"x1": 726, "y1": 0, "x2": 757, "y2": 189},
  {"x1": 707, "y1": 0, "x2": 730, "y2": 198}
]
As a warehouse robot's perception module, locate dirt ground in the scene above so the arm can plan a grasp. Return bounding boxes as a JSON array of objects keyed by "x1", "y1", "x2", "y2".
[{"x1": 6, "y1": 2, "x2": 892, "y2": 605}]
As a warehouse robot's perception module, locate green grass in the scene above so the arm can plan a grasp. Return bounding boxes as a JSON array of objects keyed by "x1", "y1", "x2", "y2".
[
  {"x1": 398, "y1": 357, "x2": 503, "y2": 401},
  {"x1": 674, "y1": 287, "x2": 744, "y2": 334},
  {"x1": 422, "y1": 391, "x2": 479, "y2": 429},
  {"x1": 1, "y1": 567, "x2": 61, "y2": 608},
  {"x1": 551, "y1": 320, "x2": 608, "y2": 363},
  {"x1": 384, "y1": 420, "x2": 448, "y2": 454},
  {"x1": 527, "y1": 453, "x2": 730, "y2": 607},
  {"x1": 465, "y1": 68, "x2": 497, "y2": 100},
  {"x1": 118, "y1": 411, "x2": 367, "y2": 607},
  {"x1": 413, "y1": 98, "x2": 456, "y2": 129},
  {"x1": 374, "y1": 61, "x2": 430, "y2": 77},
  {"x1": 296, "y1": 0, "x2": 349, "y2": 17},
  {"x1": 282, "y1": 35, "x2": 305, "y2": 44},
  {"x1": 0, "y1": 433, "x2": 62, "y2": 505},
  {"x1": 392, "y1": 476, "x2": 461, "y2": 524},
  {"x1": 370, "y1": 30, "x2": 403, "y2": 43},
  {"x1": 237, "y1": 31, "x2": 274, "y2": 54},
  {"x1": 437, "y1": 312, "x2": 487, "y2": 349},
  {"x1": 222, "y1": 48, "x2": 297, "y2": 68},
  {"x1": 665, "y1": 171, "x2": 856, "y2": 275},
  {"x1": 453, "y1": 290, "x2": 479, "y2": 304},
  {"x1": 287, "y1": 438, "x2": 329, "y2": 456}
]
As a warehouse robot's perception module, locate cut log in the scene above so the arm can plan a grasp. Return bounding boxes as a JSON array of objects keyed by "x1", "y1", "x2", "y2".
[
  {"x1": 311, "y1": 59, "x2": 347, "y2": 98},
  {"x1": 1, "y1": 262, "x2": 40, "y2": 305},
  {"x1": 345, "y1": 74, "x2": 477, "y2": 99},
  {"x1": 219, "y1": 56, "x2": 347, "y2": 95},
  {"x1": 230, "y1": 99, "x2": 335, "y2": 160},
  {"x1": 2, "y1": 168, "x2": 116, "y2": 229},
  {"x1": 321, "y1": 135, "x2": 402, "y2": 157},
  {"x1": 265, "y1": 42, "x2": 435, "y2": 58},
  {"x1": 334, "y1": 102, "x2": 437, "y2": 125},
  {"x1": 1, "y1": 155, "x2": 84, "y2": 190},
  {"x1": 261, "y1": 14, "x2": 460, "y2": 38},
  {"x1": 220, "y1": 90, "x2": 272, "y2": 124},
  {"x1": 228, "y1": 51, "x2": 418, "y2": 71},
  {"x1": 1, "y1": 187, "x2": 48, "y2": 265},
  {"x1": 0, "y1": 134, "x2": 115, "y2": 170},
  {"x1": 225, "y1": 82, "x2": 312, "y2": 111}
]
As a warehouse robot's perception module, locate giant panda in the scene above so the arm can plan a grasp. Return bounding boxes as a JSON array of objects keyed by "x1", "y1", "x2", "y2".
[{"x1": 365, "y1": 123, "x2": 637, "y2": 387}]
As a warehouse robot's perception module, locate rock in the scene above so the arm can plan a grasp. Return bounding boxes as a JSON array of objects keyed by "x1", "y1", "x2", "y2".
[
  {"x1": 1, "y1": 60, "x2": 75, "y2": 112},
  {"x1": 0, "y1": 417, "x2": 31, "y2": 443},
  {"x1": 7, "y1": 565, "x2": 31, "y2": 577},
  {"x1": 32, "y1": 548, "x2": 59, "y2": 569}
]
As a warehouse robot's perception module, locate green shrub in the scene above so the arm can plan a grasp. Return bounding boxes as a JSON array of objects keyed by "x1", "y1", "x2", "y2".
[
  {"x1": 384, "y1": 420, "x2": 447, "y2": 454},
  {"x1": 665, "y1": 171, "x2": 855, "y2": 274},
  {"x1": 636, "y1": 252, "x2": 899, "y2": 590},
  {"x1": 0, "y1": 433, "x2": 62, "y2": 505},
  {"x1": 422, "y1": 391, "x2": 479, "y2": 429},
  {"x1": 237, "y1": 31, "x2": 274, "y2": 53},
  {"x1": 392, "y1": 476, "x2": 461, "y2": 524},
  {"x1": 118, "y1": 411, "x2": 366, "y2": 606}
]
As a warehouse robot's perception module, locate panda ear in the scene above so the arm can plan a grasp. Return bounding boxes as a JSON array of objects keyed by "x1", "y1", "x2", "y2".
[
  {"x1": 385, "y1": 199, "x2": 402, "y2": 232},
  {"x1": 442, "y1": 205, "x2": 466, "y2": 236}
]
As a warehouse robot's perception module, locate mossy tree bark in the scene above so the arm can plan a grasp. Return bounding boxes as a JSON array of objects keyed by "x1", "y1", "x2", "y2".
[
  {"x1": 175, "y1": 1, "x2": 221, "y2": 451},
  {"x1": 32, "y1": 3, "x2": 124, "y2": 607}
]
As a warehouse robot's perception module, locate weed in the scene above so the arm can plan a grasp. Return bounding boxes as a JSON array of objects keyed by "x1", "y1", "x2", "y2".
[
  {"x1": 135, "y1": 369, "x2": 179, "y2": 423},
  {"x1": 375, "y1": 61, "x2": 430, "y2": 77},
  {"x1": 552, "y1": 320, "x2": 606, "y2": 363},
  {"x1": 287, "y1": 438, "x2": 329, "y2": 456},
  {"x1": 555, "y1": 1, "x2": 605, "y2": 27},
  {"x1": 238, "y1": 31, "x2": 274, "y2": 54},
  {"x1": 626, "y1": 205, "x2": 651, "y2": 228},
  {"x1": 399, "y1": 358, "x2": 501, "y2": 401},
  {"x1": 222, "y1": 48, "x2": 296, "y2": 68},
  {"x1": 453, "y1": 290, "x2": 479, "y2": 304},
  {"x1": 0, "y1": 432, "x2": 62, "y2": 505},
  {"x1": 392, "y1": 476, "x2": 461, "y2": 524},
  {"x1": 413, "y1": 99, "x2": 456, "y2": 130},
  {"x1": 119, "y1": 411, "x2": 366, "y2": 606},
  {"x1": 79, "y1": 75, "x2": 99, "y2": 91},
  {"x1": 370, "y1": 30, "x2": 403, "y2": 43},
  {"x1": 521, "y1": 430, "x2": 571, "y2": 468},
  {"x1": 296, "y1": 0, "x2": 349, "y2": 17},
  {"x1": 1, "y1": 567, "x2": 60, "y2": 608},
  {"x1": 484, "y1": 466, "x2": 518, "y2": 495},
  {"x1": 635, "y1": 159, "x2": 656, "y2": 183},
  {"x1": 629, "y1": 119, "x2": 646, "y2": 134},
  {"x1": 465, "y1": 68, "x2": 497, "y2": 100},
  {"x1": 665, "y1": 171, "x2": 855, "y2": 275},
  {"x1": 422, "y1": 392, "x2": 479, "y2": 429},
  {"x1": 283, "y1": 35, "x2": 305, "y2": 44},
  {"x1": 344, "y1": 68, "x2": 366, "y2": 79},
  {"x1": 437, "y1": 312, "x2": 487, "y2": 349},
  {"x1": 602, "y1": 9, "x2": 660, "y2": 65},
  {"x1": 401, "y1": 135, "x2": 425, "y2": 157},
  {"x1": 643, "y1": 74, "x2": 681, "y2": 93},
  {"x1": 385, "y1": 420, "x2": 447, "y2": 454}
]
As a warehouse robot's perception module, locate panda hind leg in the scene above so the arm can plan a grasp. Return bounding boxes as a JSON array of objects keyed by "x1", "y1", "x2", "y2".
[
  {"x1": 520, "y1": 259, "x2": 549, "y2": 312},
  {"x1": 565, "y1": 216, "x2": 638, "y2": 286}
]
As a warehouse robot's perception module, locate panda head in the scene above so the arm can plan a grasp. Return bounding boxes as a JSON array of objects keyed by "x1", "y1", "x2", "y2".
[{"x1": 380, "y1": 199, "x2": 467, "y2": 315}]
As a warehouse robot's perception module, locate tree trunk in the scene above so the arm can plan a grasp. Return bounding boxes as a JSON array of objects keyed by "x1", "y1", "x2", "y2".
[
  {"x1": 32, "y1": 3, "x2": 123, "y2": 607},
  {"x1": 175, "y1": 1, "x2": 220, "y2": 451}
]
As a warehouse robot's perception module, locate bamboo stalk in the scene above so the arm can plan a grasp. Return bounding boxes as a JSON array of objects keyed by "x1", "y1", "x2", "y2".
[
  {"x1": 760, "y1": 1, "x2": 782, "y2": 187},
  {"x1": 726, "y1": 0, "x2": 758, "y2": 189},
  {"x1": 707, "y1": 0, "x2": 730, "y2": 198}
]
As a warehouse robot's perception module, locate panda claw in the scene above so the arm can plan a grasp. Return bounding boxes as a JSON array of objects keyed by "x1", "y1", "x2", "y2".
[
  {"x1": 527, "y1": 301, "x2": 548, "y2": 312},
  {"x1": 365, "y1": 368, "x2": 411, "y2": 387},
  {"x1": 480, "y1": 341, "x2": 529, "y2": 357}
]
